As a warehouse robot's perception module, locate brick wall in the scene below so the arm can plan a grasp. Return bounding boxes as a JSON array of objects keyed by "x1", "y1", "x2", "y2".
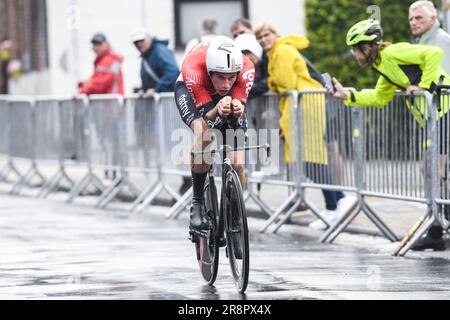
[{"x1": 0, "y1": 0, "x2": 48, "y2": 93}]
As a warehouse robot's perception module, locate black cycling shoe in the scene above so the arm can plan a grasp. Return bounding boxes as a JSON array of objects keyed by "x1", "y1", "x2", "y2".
[
  {"x1": 411, "y1": 235, "x2": 446, "y2": 251},
  {"x1": 190, "y1": 198, "x2": 209, "y2": 231}
]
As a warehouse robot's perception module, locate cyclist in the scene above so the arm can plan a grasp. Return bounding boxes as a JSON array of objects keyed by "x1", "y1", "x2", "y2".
[
  {"x1": 332, "y1": 19, "x2": 450, "y2": 251},
  {"x1": 175, "y1": 36, "x2": 255, "y2": 232}
]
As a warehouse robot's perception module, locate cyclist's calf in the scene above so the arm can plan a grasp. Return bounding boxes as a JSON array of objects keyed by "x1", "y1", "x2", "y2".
[
  {"x1": 191, "y1": 118, "x2": 214, "y2": 172},
  {"x1": 233, "y1": 163, "x2": 246, "y2": 190}
]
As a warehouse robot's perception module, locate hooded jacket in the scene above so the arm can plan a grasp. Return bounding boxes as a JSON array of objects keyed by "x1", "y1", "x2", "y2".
[
  {"x1": 79, "y1": 48, "x2": 124, "y2": 95},
  {"x1": 140, "y1": 38, "x2": 180, "y2": 93},
  {"x1": 268, "y1": 35, "x2": 327, "y2": 164},
  {"x1": 268, "y1": 35, "x2": 321, "y2": 93},
  {"x1": 345, "y1": 42, "x2": 450, "y2": 125}
]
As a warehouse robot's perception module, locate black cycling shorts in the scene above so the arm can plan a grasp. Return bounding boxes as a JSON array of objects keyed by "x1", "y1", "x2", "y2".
[{"x1": 174, "y1": 81, "x2": 247, "y2": 148}]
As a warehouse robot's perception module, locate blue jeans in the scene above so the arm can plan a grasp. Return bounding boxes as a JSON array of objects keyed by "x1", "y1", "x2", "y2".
[{"x1": 304, "y1": 163, "x2": 345, "y2": 211}]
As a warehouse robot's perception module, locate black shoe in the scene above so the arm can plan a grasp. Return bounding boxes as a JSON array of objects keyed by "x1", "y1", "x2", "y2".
[
  {"x1": 411, "y1": 235, "x2": 446, "y2": 251},
  {"x1": 190, "y1": 198, "x2": 209, "y2": 231}
]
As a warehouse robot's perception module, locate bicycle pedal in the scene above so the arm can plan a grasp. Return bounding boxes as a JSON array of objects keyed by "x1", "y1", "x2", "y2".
[{"x1": 189, "y1": 227, "x2": 207, "y2": 243}]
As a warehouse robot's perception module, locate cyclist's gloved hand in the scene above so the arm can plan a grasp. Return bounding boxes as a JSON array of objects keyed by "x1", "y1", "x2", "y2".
[
  {"x1": 231, "y1": 99, "x2": 244, "y2": 117},
  {"x1": 331, "y1": 77, "x2": 348, "y2": 101},
  {"x1": 217, "y1": 96, "x2": 232, "y2": 117}
]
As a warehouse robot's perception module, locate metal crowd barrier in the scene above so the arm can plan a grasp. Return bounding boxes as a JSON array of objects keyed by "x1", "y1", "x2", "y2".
[
  {"x1": 0, "y1": 98, "x2": 14, "y2": 182},
  {"x1": 65, "y1": 96, "x2": 106, "y2": 203},
  {"x1": 258, "y1": 90, "x2": 445, "y2": 256},
  {"x1": 435, "y1": 91, "x2": 450, "y2": 228},
  {"x1": 394, "y1": 90, "x2": 450, "y2": 255},
  {"x1": 67, "y1": 94, "x2": 142, "y2": 208},
  {"x1": 7, "y1": 97, "x2": 46, "y2": 194},
  {"x1": 245, "y1": 93, "x2": 291, "y2": 218},
  {"x1": 128, "y1": 93, "x2": 184, "y2": 213},
  {"x1": 34, "y1": 97, "x2": 75, "y2": 198},
  {"x1": 259, "y1": 90, "x2": 362, "y2": 235},
  {"x1": 160, "y1": 92, "x2": 197, "y2": 219},
  {"x1": 318, "y1": 94, "x2": 416, "y2": 243},
  {"x1": 124, "y1": 95, "x2": 160, "y2": 211},
  {"x1": 0, "y1": 90, "x2": 448, "y2": 257}
]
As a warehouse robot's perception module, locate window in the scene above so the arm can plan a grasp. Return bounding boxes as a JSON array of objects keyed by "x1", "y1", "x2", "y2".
[{"x1": 174, "y1": 0, "x2": 249, "y2": 49}]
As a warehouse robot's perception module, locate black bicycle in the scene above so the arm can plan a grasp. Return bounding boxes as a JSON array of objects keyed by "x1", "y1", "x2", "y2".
[{"x1": 189, "y1": 144, "x2": 270, "y2": 293}]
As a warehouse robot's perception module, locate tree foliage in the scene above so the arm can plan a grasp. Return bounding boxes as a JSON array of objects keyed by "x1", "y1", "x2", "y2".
[{"x1": 304, "y1": 0, "x2": 442, "y2": 89}]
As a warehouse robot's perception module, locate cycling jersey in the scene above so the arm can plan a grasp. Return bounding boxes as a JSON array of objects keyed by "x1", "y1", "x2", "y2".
[
  {"x1": 180, "y1": 42, "x2": 255, "y2": 109},
  {"x1": 175, "y1": 41, "x2": 255, "y2": 130},
  {"x1": 175, "y1": 80, "x2": 246, "y2": 129}
]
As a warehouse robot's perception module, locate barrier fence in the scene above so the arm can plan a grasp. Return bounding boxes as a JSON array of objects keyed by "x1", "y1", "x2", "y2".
[{"x1": 0, "y1": 89, "x2": 448, "y2": 256}]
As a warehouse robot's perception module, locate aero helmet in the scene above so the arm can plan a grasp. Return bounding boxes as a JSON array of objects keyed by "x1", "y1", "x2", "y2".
[{"x1": 206, "y1": 36, "x2": 243, "y2": 73}]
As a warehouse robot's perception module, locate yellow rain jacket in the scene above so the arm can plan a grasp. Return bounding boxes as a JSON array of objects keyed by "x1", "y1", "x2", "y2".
[
  {"x1": 268, "y1": 35, "x2": 328, "y2": 164},
  {"x1": 345, "y1": 42, "x2": 450, "y2": 126}
]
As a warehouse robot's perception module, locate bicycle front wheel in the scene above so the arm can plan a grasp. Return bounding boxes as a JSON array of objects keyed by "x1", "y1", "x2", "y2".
[
  {"x1": 194, "y1": 180, "x2": 220, "y2": 285},
  {"x1": 224, "y1": 170, "x2": 249, "y2": 293}
]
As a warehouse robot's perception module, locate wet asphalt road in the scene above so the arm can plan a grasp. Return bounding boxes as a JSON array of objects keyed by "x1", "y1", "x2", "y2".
[{"x1": 0, "y1": 194, "x2": 450, "y2": 300}]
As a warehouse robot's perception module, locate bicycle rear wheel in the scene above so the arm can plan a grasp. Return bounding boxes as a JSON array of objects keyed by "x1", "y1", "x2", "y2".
[
  {"x1": 194, "y1": 180, "x2": 220, "y2": 285},
  {"x1": 224, "y1": 170, "x2": 249, "y2": 293}
]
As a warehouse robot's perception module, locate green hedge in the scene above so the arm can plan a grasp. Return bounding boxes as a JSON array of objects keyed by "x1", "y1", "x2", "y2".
[{"x1": 304, "y1": 0, "x2": 442, "y2": 89}]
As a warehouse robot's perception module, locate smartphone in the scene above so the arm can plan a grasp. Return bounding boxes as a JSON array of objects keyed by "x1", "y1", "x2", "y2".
[{"x1": 322, "y1": 73, "x2": 336, "y2": 93}]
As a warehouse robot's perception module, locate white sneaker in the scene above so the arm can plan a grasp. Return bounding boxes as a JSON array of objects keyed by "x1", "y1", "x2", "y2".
[
  {"x1": 337, "y1": 196, "x2": 356, "y2": 215},
  {"x1": 308, "y1": 209, "x2": 338, "y2": 230}
]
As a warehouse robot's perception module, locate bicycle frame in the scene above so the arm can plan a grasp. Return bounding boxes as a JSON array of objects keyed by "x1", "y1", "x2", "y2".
[
  {"x1": 193, "y1": 143, "x2": 270, "y2": 240},
  {"x1": 191, "y1": 143, "x2": 269, "y2": 292}
]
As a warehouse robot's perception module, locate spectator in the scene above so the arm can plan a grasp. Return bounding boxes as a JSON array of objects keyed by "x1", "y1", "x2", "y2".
[
  {"x1": 184, "y1": 18, "x2": 218, "y2": 55},
  {"x1": 332, "y1": 19, "x2": 450, "y2": 250},
  {"x1": 0, "y1": 39, "x2": 13, "y2": 94},
  {"x1": 131, "y1": 28, "x2": 190, "y2": 196},
  {"x1": 78, "y1": 33, "x2": 124, "y2": 95},
  {"x1": 254, "y1": 23, "x2": 354, "y2": 229},
  {"x1": 409, "y1": 0, "x2": 450, "y2": 74},
  {"x1": 78, "y1": 33, "x2": 124, "y2": 183},
  {"x1": 231, "y1": 18, "x2": 269, "y2": 98},
  {"x1": 409, "y1": 1, "x2": 450, "y2": 250},
  {"x1": 131, "y1": 28, "x2": 180, "y2": 97},
  {"x1": 235, "y1": 34, "x2": 262, "y2": 67},
  {"x1": 230, "y1": 18, "x2": 253, "y2": 39}
]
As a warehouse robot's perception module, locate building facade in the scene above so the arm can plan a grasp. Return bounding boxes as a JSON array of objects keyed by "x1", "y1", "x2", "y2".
[{"x1": 3, "y1": 0, "x2": 306, "y2": 95}]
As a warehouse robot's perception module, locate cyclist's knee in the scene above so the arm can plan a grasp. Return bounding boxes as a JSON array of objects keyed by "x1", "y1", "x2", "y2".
[
  {"x1": 191, "y1": 118, "x2": 213, "y2": 148},
  {"x1": 191, "y1": 118, "x2": 207, "y2": 136}
]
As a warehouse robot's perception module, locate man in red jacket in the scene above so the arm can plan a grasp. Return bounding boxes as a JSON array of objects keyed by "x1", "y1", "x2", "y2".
[{"x1": 79, "y1": 33, "x2": 124, "y2": 95}]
